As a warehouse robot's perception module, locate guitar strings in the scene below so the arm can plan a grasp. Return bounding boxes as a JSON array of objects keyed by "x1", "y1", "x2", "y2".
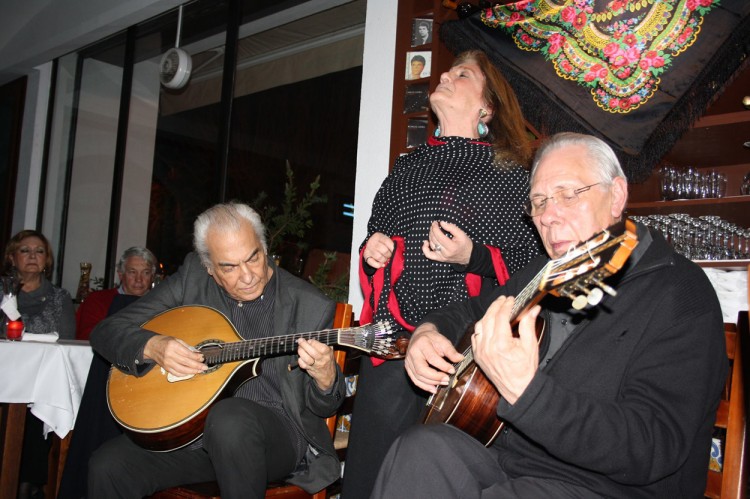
[{"x1": 202, "y1": 322, "x2": 395, "y2": 365}]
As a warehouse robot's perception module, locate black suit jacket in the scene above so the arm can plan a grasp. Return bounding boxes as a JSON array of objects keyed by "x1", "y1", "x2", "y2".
[{"x1": 90, "y1": 252, "x2": 343, "y2": 493}]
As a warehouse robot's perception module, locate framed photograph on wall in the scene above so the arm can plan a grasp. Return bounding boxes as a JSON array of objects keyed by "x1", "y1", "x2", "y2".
[
  {"x1": 403, "y1": 83, "x2": 430, "y2": 114},
  {"x1": 411, "y1": 18, "x2": 433, "y2": 47},
  {"x1": 405, "y1": 51, "x2": 431, "y2": 81}
]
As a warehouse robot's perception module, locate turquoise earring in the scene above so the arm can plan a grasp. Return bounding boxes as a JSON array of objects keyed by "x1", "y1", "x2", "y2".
[
  {"x1": 434, "y1": 125, "x2": 441, "y2": 137},
  {"x1": 477, "y1": 122, "x2": 488, "y2": 138},
  {"x1": 477, "y1": 108, "x2": 489, "y2": 138}
]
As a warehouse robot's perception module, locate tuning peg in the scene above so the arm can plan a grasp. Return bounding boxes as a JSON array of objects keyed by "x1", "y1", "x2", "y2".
[
  {"x1": 590, "y1": 277, "x2": 617, "y2": 297},
  {"x1": 571, "y1": 294, "x2": 588, "y2": 310},
  {"x1": 586, "y1": 287, "x2": 604, "y2": 306}
]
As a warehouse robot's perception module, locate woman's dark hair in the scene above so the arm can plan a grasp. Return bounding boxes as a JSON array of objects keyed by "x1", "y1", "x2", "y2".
[
  {"x1": 4, "y1": 229, "x2": 55, "y2": 279},
  {"x1": 411, "y1": 55, "x2": 426, "y2": 64},
  {"x1": 452, "y1": 50, "x2": 532, "y2": 167}
]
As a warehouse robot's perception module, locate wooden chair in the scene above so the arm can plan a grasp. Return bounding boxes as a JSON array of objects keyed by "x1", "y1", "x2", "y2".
[
  {"x1": 150, "y1": 302, "x2": 353, "y2": 499},
  {"x1": 705, "y1": 311, "x2": 747, "y2": 499}
]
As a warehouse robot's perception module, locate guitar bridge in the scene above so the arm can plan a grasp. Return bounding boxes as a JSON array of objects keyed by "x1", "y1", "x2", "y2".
[{"x1": 160, "y1": 367, "x2": 196, "y2": 383}]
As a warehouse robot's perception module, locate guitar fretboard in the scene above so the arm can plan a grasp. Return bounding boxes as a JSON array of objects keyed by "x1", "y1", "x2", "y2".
[
  {"x1": 198, "y1": 321, "x2": 397, "y2": 365},
  {"x1": 200, "y1": 329, "x2": 340, "y2": 365}
]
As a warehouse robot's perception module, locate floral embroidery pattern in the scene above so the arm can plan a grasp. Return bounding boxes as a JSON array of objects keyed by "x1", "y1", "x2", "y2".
[{"x1": 482, "y1": 0, "x2": 719, "y2": 113}]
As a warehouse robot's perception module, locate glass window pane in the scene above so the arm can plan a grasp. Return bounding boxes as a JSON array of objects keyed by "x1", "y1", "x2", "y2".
[
  {"x1": 61, "y1": 35, "x2": 126, "y2": 294},
  {"x1": 144, "y1": 0, "x2": 229, "y2": 274},
  {"x1": 227, "y1": 0, "x2": 365, "y2": 280}
]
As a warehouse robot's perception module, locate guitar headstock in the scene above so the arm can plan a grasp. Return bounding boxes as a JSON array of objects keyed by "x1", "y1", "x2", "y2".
[
  {"x1": 540, "y1": 219, "x2": 639, "y2": 309},
  {"x1": 338, "y1": 321, "x2": 407, "y2": 359}
]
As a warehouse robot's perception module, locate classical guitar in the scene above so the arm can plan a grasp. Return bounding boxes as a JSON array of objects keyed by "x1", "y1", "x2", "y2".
[
  {"x1": 422, "y1": 219, "x2": 639, "y2": 446},
  {"x1": 107, "y1": 305, "x2": 402, "y2": 452}
]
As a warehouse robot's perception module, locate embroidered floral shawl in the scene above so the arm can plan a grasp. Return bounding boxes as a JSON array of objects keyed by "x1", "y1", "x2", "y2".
[{"x1": 441, "y1": 0, "x2": 750, "y2": 180}]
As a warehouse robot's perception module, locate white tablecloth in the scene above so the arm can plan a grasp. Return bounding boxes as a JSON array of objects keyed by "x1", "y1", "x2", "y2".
[{"x1": 0, "y1": 339, "x2": 93, "y2": 438}]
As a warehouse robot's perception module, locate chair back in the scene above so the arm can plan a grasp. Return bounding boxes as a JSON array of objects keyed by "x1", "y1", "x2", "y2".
[{"x1": 705, "y1": 312, "x2": 747, "y2": 499}]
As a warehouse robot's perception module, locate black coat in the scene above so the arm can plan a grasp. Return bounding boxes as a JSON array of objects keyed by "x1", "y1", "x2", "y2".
[
  {"x1": 424, "y1": 225, "x2": 728, "y2": 498},
  {"x1": 90, "y1": 253, "x2": 343, "y2": 494}
]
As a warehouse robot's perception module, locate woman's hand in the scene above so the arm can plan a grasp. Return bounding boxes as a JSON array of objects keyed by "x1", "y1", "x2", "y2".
[
  {"x1": 405, "y1": 323, "x2": 464, "y2": 393},
  {"x1": 297, "y1": 338, "x2": 337, "y2": 391},
  {"x1": 422, "y1": 221, "x2": 473, "y2": 265},
  {"x1": 471, "y1": 296, "x2": 540, "y2": 405},
  {"x1": 363, "y1": 232, "x2": 395, "y2": 269}
]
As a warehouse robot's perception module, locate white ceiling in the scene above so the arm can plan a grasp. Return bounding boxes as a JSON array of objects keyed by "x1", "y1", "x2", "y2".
[{"x1": 0, "y1": 0, "x2": 367, "y2": 86}]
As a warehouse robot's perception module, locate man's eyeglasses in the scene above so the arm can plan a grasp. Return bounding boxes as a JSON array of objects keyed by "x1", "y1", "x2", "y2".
[{"x1": 523, "y1": 183, "x2": 602, "y2": 217}]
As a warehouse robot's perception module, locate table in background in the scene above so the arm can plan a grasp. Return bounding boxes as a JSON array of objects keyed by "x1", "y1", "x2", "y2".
[{"x1": 0, "y1": 338, "x2": 93, "y2": 498}]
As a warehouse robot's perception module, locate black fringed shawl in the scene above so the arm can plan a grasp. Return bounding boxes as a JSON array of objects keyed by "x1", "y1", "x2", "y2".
[{"x1": 440, "y1": 1, "x2": 750, "y2": 182}]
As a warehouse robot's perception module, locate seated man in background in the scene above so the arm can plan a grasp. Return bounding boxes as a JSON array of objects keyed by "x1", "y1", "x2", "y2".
[
  {"x1": 88, "y1": 202, "x2": 344, "y2": 499},
  {"x1": 59, "y1": 246, "x2": 158, "y2": 498},
  {"x1": 372, "y1": 132, "x2": 728, "y2": 498},
  {"x1": 75, "y1": 246, "x2": 158, "y2": 340}
]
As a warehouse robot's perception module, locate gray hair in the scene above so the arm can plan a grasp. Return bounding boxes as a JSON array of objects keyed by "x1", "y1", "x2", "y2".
[
  {"x1": 193, "y1": 202, "x2": 267, "y2": 269},
  {"x1": 531, "y1": 132, "x2": 627, "y2": 185},
  {"x1": 116, "y1": 246, "x2": 157, "y2": 274}
]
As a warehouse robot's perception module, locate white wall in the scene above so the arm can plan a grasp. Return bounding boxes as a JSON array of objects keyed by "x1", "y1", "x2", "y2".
[{"x1": 348, "y1": 0, "x2": 397, "y2": 319}]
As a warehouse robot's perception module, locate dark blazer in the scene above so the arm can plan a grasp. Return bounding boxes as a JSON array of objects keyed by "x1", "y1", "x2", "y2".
[
  {"x1": 90, "y1": 252, "x2": 343, "y2": 493},
  {"x1": 423, "y1": 225, "x2": 727, "y2": 498}
]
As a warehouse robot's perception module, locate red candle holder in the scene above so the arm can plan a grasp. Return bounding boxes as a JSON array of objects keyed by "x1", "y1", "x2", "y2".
[{"x1": 6, "y1": 320, "x2": 23, "y2": 340}]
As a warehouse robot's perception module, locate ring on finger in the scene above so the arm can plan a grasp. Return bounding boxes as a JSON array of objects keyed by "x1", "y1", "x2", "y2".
[
  {"x1": 434, "y1": 243, "x2": 442, "y2": 252},
  {"x1": 310, "y1": 358, "x2": 316, "y2": 366}
]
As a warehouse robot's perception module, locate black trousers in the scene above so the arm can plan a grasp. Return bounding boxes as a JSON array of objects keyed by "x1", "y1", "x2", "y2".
[
  {"x1": 88, "y1": 398, "x2": 298, "y2": 499},
  {"x1": 371, "y1": 424, "x2": 600, "y2": 499},
  {"x1": 341, "y1": 358, "x2": 427, "y2": 498}
]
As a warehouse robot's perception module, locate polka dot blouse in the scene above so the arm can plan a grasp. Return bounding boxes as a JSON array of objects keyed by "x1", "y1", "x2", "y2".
[{"x1": 363, "y1": 135, "x2": 542, "y2": 329}]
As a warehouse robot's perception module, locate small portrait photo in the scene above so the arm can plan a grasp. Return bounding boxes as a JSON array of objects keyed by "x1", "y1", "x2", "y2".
[
  {"x1": 411, "y1": 18, "x2": 433, "y2": 47},
  {"x1": 405, "y1": 51, "x2": 431, "y2": 81}
]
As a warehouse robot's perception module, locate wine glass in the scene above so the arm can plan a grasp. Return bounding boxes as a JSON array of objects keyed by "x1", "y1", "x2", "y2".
[{"x1": 741, "y1": 172, "x2": 750, "y2": 196}]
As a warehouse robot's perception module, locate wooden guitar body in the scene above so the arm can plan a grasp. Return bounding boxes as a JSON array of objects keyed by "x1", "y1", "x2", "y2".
[
  {"x1": 422, "y1": 321, "x2": 545, "y2": 447},
  {"x1": 107, "y1": 306, "x2": 256, "y2": 451},
  {"x1": 107, "y1": 305, "x2": 401, "y2": 452}
]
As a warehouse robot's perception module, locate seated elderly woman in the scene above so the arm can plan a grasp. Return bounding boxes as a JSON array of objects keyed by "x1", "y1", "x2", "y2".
[{"x1": 4, "y1": 229, "x2": 76, "y2": 499}]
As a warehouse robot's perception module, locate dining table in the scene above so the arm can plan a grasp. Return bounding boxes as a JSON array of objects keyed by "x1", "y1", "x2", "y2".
[{"x1": 0, "y1": 336, "x2": 93, "y2": 498}]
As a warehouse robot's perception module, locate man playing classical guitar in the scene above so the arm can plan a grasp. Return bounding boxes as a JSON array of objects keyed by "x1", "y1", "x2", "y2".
[
  {"x1": 372, "y1": 133, "x2": 728, "y2": 498},
  {"x1": 88, "y1": 202, "x2": 345, "y2": 499}
]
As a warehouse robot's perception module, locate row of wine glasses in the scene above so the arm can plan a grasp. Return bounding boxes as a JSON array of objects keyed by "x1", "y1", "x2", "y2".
[
  {"x1": 631, "y1": 214, "x2": 750, "y2": 261},
  {"x1": 658, "y1": 165, "x2": 727, "y2": 200}
]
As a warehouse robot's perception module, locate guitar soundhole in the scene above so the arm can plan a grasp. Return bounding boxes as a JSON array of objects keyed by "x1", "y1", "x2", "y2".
[{"x1": 196, "y1": 340, "x2": 225, "y2": 373}]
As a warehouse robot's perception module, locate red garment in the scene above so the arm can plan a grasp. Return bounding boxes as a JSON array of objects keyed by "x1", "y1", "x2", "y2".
[
  {"x1": 360, "y1": 239, "x2": 507, "y2": 367},
  {"x1": 75, "y1": 287, "x2": 119, "y2": 340}
]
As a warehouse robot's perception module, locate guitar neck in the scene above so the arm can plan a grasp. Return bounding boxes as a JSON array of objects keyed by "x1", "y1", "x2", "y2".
[
  {"x1": 199, "y1": 321, "x2": 401, "y2": 364},
  {"x1": 202, "y1": 328, "x2": 346, "y2": 366},
  {"x1": 509, "y1": 265, "x2": 550, "y2": 323}
]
